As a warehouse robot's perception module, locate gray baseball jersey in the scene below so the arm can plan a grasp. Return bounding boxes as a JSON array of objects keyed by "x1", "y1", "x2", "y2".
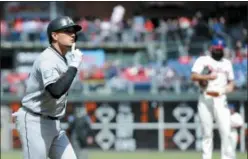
[
  {"x1": 22, "y1": 46, "x2": 69, "y2": 118},
  {"x1": 15, "y1": 46, "x2": 78, "y2": 159}
]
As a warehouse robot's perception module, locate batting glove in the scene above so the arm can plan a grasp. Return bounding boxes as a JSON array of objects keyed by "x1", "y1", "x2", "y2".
[{"x1": 66, "y1": 43, "x2": 83, "y2": 68}]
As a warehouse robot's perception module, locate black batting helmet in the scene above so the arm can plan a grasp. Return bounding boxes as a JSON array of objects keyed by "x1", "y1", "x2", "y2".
[{"x1": 47, "y1": 16, "x2": 82, "y2": 43}]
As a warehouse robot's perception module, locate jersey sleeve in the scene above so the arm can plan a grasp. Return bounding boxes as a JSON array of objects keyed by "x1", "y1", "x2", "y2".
[
  {"x1": 227, "y1": 61, "x2": 234, "y2": 81},
  {"x1": 39, "y1": 59, "x2": 60, "y2": 87},
  {"x1": 191, "y1": 57, "x2": 205, "y2": 74}
]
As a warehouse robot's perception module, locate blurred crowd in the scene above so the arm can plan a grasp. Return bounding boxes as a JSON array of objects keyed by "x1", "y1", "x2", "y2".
[
  {"x1": 1, "y1": 11, "x2": 247, "y2": 96},
  {"x1": 1, "y1": 12, "x2": 247, "y2": 45},
  {"x1": 1, "y1": 55, "x2": 247, "y2": 96}
]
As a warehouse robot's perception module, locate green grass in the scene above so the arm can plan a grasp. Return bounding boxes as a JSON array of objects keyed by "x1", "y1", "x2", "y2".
[{"x1": 1, "y1": 150, "x2": 247, "y2": 159}]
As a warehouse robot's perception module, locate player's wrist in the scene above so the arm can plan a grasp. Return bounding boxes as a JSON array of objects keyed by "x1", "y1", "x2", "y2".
[
  {"x1": 218, "y1": 88, "x2": 226, "y2": 95},
  {"x1": 68, "y1": 66, "x2": 78, "y2": 71},
  {"x1": 68, "y1": 58, "x2": 81, "y2": 68},
  {"x1": 69, "y1": 62, "x2": 80, "y2": 68},
  {"x1": 202, "y1": 75, "x2": 211, "y2": 80}
]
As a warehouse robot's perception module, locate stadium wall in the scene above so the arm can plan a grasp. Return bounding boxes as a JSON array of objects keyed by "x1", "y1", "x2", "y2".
[{"x1": 1, "y1": 93, "x2": 247, "y2": 152}]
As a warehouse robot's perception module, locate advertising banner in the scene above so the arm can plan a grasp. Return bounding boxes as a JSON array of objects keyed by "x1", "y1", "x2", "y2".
[
  {"x1": 8, "y1": 100, "x2": 247, "y2": 152},
  {"x1": 80, "y1": 49, "x2": 105, "y2": 69}
]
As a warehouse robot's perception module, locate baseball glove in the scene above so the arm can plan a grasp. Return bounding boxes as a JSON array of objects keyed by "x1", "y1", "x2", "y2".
[{"x1": 199, "y1": 66, "x2": 211, "y2": 88}]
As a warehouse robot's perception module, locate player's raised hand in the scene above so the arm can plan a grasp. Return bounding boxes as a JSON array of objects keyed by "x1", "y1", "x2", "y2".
[
  {"x1": 71, "y1": 43, "x2": 83, "y2": 57},
  {"x1": 71, "y1": 42, "x2": 76, "y2": 52},
  {"x1": 67, "y1": 43, "x2": 83, "y2": 68}
]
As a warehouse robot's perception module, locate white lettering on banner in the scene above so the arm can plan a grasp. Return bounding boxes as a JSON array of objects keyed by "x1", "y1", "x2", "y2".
[
  {"x1": 173, "y1": 128, "x2": 194, "y2": 151},
  {"x1": 172, "y1": 103, "x2": 195, "y2": 150},
  {"x1": 8, "y1": 101, "x2": 247, "y2": 151},
  {"x1": 173, "y1": 103, "x2": 194, "y2": 123},
  {"x1": 95, "y1": 128, "x2": 115, "y2": 151},
  {"x1": 116, "y1": 114, "x2": 134, "y2": 138},
  {"x1": 118, "y1": 103, "x2": 131, "y2": 113},
  {"x1": 115, "y1": 103, "x2": 136, "y2": 151},
  {"x1": 95, "y1": 104, "x2": 116, "y2": 150},
  {"x1": 85, "y1": 102, "x2": 246, "y2": 151},
  {"x1": 94, "y1": 102, "x2": 136, "y2": 151},
  {"x1": 95, "y1": 104, "x2": 115, "y2": 123},
  {"x1": 115, "y1": 139, "x2": 136, "y2": 151}
]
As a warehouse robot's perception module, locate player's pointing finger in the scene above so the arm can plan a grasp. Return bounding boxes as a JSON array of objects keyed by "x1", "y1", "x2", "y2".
[{"x1": 71, "y1": 43, "x2": 76, "y2": 52}]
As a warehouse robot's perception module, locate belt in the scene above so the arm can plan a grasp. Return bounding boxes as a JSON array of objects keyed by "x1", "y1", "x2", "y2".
[
  {"x1": 22, "y1": 106, "x2": 59, "y2": 120},
  {"x1": 200, "y1": 90, "x2": 221, "y2": 97}
]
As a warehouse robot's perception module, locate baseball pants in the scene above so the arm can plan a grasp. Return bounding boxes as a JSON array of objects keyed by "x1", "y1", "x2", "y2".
[
  {"x1": 198, "y1": 94, "x2": 234, "y2": 159},
  {"x1": 14, "y1": 107, "x2": 77, "y2": 159},
  {"x1": 230, "y1": 130, "x2": 238, "y2": 159}
]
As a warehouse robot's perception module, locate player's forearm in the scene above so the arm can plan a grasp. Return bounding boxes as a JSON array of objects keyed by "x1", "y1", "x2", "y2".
[
  {"x1": 45, "y1": 67, "x2": 77, "y2": 99},
  {"x1": 224, "y1": 81, "x2": 235, "y2": 94},
  {"x1": 191, "y1": 73, "x2": 209, "y2": 81}
]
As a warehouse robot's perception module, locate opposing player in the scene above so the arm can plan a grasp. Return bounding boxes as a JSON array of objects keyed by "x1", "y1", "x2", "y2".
[
  {"x1": 191, "y1": 39, "x2": 235, "y2": 159},
  {"x1": 12, "y1": 16, "x2": 83, "y2": 159},
  {"x1": 229, "y1": 104, "x2": 244, "y2": 159}
]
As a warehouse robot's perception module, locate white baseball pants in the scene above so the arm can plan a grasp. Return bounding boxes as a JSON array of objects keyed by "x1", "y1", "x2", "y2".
[
  {"x1": 230, "y1": 129, "x2": 238, "y2": 159},
  {"x1": 14, "y1": 107, "x2": 77, "y2": 159},
  {"x1": 198, "y1": 94, "x2": 234, "y2": 159}
]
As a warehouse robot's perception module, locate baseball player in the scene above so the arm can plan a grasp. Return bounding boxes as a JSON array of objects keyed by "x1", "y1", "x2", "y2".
[
  {"x1": 12, "y1": 16, "x2": 83, "y2": 159},
  {"x1": 228, "y1": 104, "x2": 244, "y2": 159},
  {"x1": 191, "y1": 39, "x2": 235, "y2": 159}
]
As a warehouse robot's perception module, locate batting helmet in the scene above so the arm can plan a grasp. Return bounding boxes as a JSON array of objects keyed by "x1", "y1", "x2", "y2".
[{"x1": 47, "y1": 16, "x2": 82, "y2": 43}]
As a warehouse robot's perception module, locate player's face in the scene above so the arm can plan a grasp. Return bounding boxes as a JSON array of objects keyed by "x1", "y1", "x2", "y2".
[
  {"x1": 211, "y1": 48, "x2": 224, "y2": 61},
  {"x1": 53, "y1": 27, "x2": 76, "y2": 47}
]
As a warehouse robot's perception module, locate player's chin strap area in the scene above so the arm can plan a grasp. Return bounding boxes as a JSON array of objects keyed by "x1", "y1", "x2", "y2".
[{"x1": 21, "y1": 106, "x2": 59, "y2": 120}]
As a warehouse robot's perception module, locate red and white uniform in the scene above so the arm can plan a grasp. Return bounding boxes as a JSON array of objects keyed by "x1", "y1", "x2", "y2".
[
  {"x1": 230, "y1": 112, "x2": 244, "y2": 159},
  {"x1": 192, "y1": 55, "x2": 235, "y2": 159}
]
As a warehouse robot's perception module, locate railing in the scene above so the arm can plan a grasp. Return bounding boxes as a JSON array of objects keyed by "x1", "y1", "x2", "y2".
[{"x1": 1, "y1": 80, "x2": 247, "y2": 102}]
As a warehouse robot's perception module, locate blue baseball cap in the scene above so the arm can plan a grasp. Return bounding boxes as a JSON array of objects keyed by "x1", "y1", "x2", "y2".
[{"x1": 211, "y1": 38, "x2": 226, "y2": 50}]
